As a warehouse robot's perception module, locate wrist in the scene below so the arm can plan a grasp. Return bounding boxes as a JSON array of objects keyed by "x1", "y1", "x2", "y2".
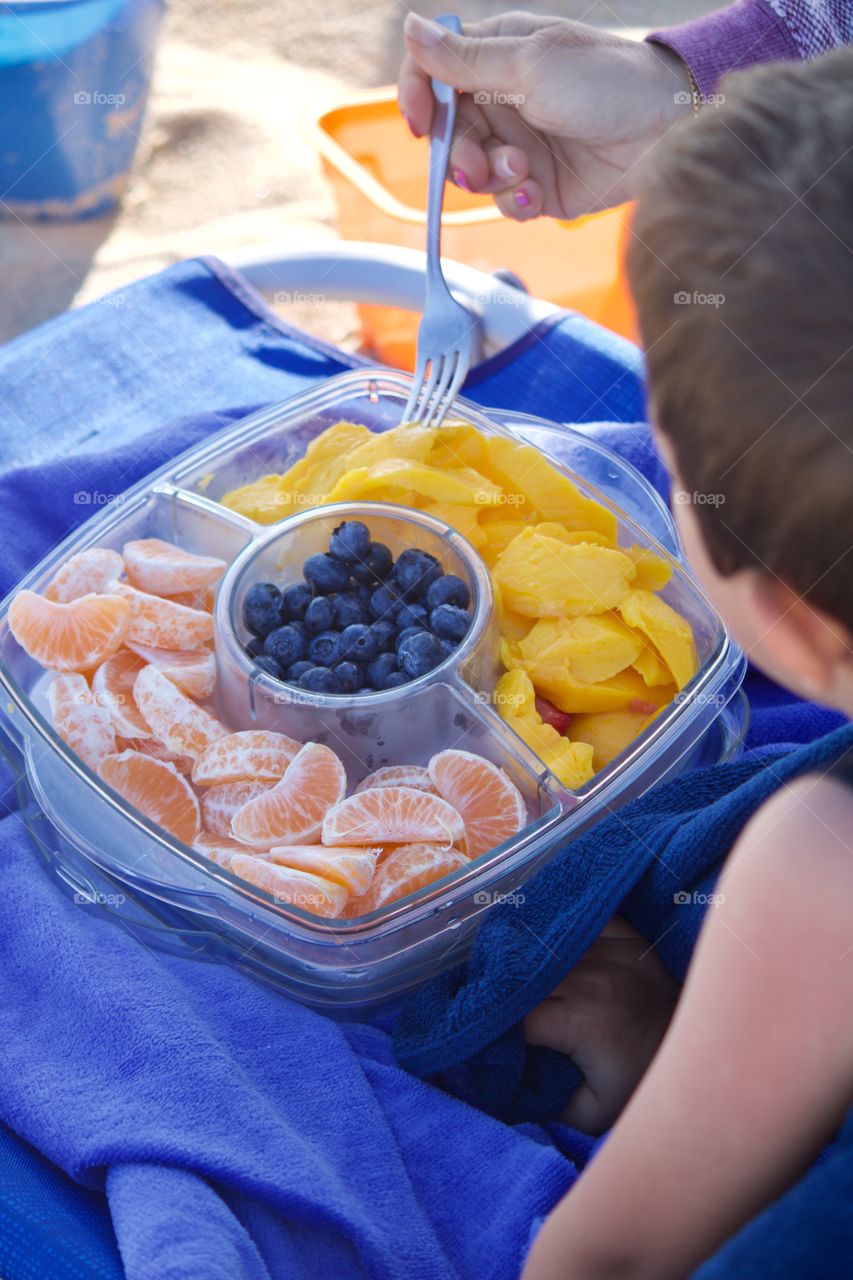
[{"x1": 644, "y1": 39, "x2": 696, "y2": 126}]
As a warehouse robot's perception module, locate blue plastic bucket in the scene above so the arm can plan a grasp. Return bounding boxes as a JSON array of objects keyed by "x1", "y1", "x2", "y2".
[{"x1": 0, "y1": 0, "x2": 165, "y2": 220}]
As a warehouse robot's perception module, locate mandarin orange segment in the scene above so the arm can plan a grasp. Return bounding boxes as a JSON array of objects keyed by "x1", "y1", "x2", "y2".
[
  {"x1": 192, "y1": 730, "x2": 301, "y2": 787},
  {"x1": 91, "y1": 650, "x2": 150, "y2": 738},
  {"x1": 231, "y1": 742, "x2": 346, "y2": 848},
  {"x1": 265, "y1": 845, "x2": 379, "y2": 896},
  {"x1": 48, "y1": 672, "x2": 116, "y2": 770},
  {"x1": 124, "y1": 640, "x2": 216, "y2": 701},
  {"x1": 9, "y1": 590, "x2": 131, "y2": 672},
  {"x1": 356, "y1": 842, "x2": 469, "y2": 913},
  {"x1": 123, "y1": 537, "x2": 226, "y2": 597},
  {"x1": 115, "y1": 583, "x2": 213, "y2": 649},
  {"x1": 193, "y1": 832, "x2": 255, "y2": 862},
  {"x1": 223, "y1": 856, "x2": 349, "y2": 918},
  {"x1": 98, "y1": 749, "x2": 201, "y2": 843},
  {"x1": 428, "y1": 749, "x2": 527, "y2": 859},
  {"x1": 45, "y1": 548, "x2": 124, "y2": 603},
  {"x1": 118, "y1": 736, "x2": 194, "y2": 774},
  {"x1": 201, "y1": 780, "x2": 272, "y2": 838},
  {"x1": 354, "y1": 764, "x2": 436, "y2": 794},
  {"x1": 164, "y1": 586, "x2": 216, "y2": 612},
  {"x1": 321, "y1": 785, "x2": 465, "y2": 847},
  {"x1": 133, "y1": 663, "x2": 227, "y2": 759}
]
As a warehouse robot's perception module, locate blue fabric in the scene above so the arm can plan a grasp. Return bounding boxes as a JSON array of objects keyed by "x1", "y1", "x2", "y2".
[{"x1": 0, "y1": 256, "x2": 848, "y2": 1279}]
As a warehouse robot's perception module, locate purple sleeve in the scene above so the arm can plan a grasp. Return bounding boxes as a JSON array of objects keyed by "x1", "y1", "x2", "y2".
[{"x1": 647, "y1": 0, "x2": 853, "y2": 99}]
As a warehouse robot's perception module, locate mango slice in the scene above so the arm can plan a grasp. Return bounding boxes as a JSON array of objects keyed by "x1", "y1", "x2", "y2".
[
  {"x1": 420, "y1": 501, "x2": 487, "y2": 550},
  {"x1": 618, "y1": 590, "x2": 698, "y2": 691},
  {"x1": 483, "y1": 436, "x2": 618, "y2": 539},
  {"x1": 478, "y1": 518, "x2": 529, "y2": 569},
  {"x1": 570, "y1": 710, "x2": 654, "y2": 770},
  {"x1": 519, "y1": 613, "x2": 643, "y2": 685},
  {"x1": 494, "y1": 670, "x2": 595, "y2": 789},
  {"x1": 494, "y1": 529, "x2": 636, "y2": 617},
  {"x1": 624, "y1": 544, "x2": 673, "y2": 592},
  {"x1": 427, "y1": 421, "x2": 489, "y2": 470},
  {"x1": 220, "y1": 473, "x2": 291, "y2": 523},
  {"x1": 326, "y1": 460, "x2": 504, "y2": 507},
  {"x1": 632, "y1": 644, "x2": 673, "y2": 687}
]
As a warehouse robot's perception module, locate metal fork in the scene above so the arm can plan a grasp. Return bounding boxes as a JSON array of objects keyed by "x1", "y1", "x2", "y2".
[{"x1": 402, "y1": 13, "x2": 474, "y2": 428}]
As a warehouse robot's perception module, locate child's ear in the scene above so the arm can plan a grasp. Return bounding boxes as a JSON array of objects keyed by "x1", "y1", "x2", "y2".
[{"x1": 746, "y1": 573, "x2": 852, "y2": 696}]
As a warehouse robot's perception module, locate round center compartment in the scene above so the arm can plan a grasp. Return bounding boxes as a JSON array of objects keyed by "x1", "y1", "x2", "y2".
[{"x1": 214, "y1": 502, "x2": 499, "y2": 781}]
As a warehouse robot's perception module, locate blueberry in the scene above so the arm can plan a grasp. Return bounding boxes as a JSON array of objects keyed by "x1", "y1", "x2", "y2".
[
  {"x1": 331, "y1": 592, "x2": 367, "y2": 629},
  {"x1": 396, "y1": 625, "x2": 423, "y2": 651},
  {"x1": 282, "y1": 582, "x2": 313, "y2": 621},
  {"x1": 243, "y1": 582, "x2": 283, "y2": 638},
  {"x1": 350, "y1": 541, "x2": 393, "y2": 584},
  {"x1": 394, "y1": 548, "x2": 443, "y2": 598},
  {"x1": 286, "y1": 660, "x2": 313, "y2": 681},
  {"x1": 252, "y1": 654, "x2": 282, "y2": 678},
  {"x1": 335, "y1": 660, "x2": 364, "y2": 693},
  {"x1": 303, "y1": 553, "x2": 350, "y2": 594},
  {"x1": 308, "y1": 630, "x2": 342, "y2": 666},
  {"x1": 299, "y1": 666, "x2": 342, "y2": 694},
  {"x1": 425, "y1": 574, "x2": 470, "y2": 611},
  {"x1": 369, "y1": 582, "x2": 403, "y2": 621},
  {"x1": 304, "y1": 595, "x2": 335, "y2": 633},
  {"x1": 340, "y1": 623, "x2": 380, "y2": 662},
  {"x1": 288, "y1": 617, "x2": 309, "y2": 642},
  {"x1": 396, "y1": 602, "x2": 428, "y2": 630},
  {"x1": 264, "y1": 624, "x2": 307, "y2": 667},
  {"x1": 370, "y1": 620, "x2": 397, "y2": 653},
  {"x1": 329, "y1": 520, "x2": 371, "y2": 564},
  {"x1": 429, "y1": 603, "x2": 470, "y2": 642},
  {"x1": 382, "y1": 671, "x2": 409, "y2": 689},
  {"x1": 366, "y1": 651, "x2": 398, "y2": 688},
  {"x1": 246, "y1": 635, "x2": 265, "y2": 658},
  {"x1": 398, "y1": 630, "x2": 446, "y2": 679}
]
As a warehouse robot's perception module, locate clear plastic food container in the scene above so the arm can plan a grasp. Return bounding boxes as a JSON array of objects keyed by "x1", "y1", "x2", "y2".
[{"x1": 0, "y1": 371, "x2": 747, "y2": 1012}]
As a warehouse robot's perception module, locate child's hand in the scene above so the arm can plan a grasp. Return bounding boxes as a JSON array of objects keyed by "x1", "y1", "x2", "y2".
[
  {"x1": 524, "y1": 917, "x2": 679, "y2": 1133},
  {"x1": 399, "y1": 13, "x2": 693, "y2": 221}
]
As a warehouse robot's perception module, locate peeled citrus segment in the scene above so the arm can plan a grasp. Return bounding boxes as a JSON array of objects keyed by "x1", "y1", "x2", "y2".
[
  {"x1": 91, "y1": 650, "x2": 150, "y2": 737},
  {"x1": 231, "y1": 742, "x2": 347, "y2": 848},
  {"x1": 201, "y1": 780, "x2": 272, "y2": 838},
  {"x1": 9, "y1": 590, "x2": 131, "y2": 672},
  {"x1": 115, "y1": 583, "x2": 213, "y2": 650},
  {"x1": 45, "y1": 548, "x2": 124, "y2": 603},
  {"x1": 164, "y1": 586, "x2": 216, "y2": 613},
  {"x1": 193, "y1": 832, "x2": 249, "y2": 862},
  {"x1": 265, "y1": 844, "x2": 380, "y2": 896},
  {"x1": 224, "y1": 856, "x2": 349, "y2": 918},
  {"x1": 48, "y1": 672, "x2": 116, "y2": 770},
  {"x1": 355, "y1": 764, "x2": 435, "y2": 794},
  {"x1": 98, "y1": 749, "x2": 201, "y2": 843},
  {"x1": 428, "y1": 749, "x2": 527, "y2": 859},
  {"x1": 356, "y1": 842, "x2": 469, "y2": 912},
  {"x1": 119, "y1": 736, "x2": 194, "y2": 774},
  {"x1": 123, "y1": 538, "x2": 226, "y2": 597},
  {"x1": 133, "y1": 663, "x2": 227, "y2": 759},
  {"x1": 192, "y1": 730, "x2": 302, "y2": 787},
  {"x1": 322, "y1": 785, "x2": 464, "y2": 848},
  {"x1": 124, "y1": 640, "x2": 216, "y2": 700}
]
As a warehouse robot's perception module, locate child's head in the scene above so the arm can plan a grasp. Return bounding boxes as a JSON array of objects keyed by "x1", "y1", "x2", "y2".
[{"x1": 627, "y1": 49, "x2": 853, "y2": 709}]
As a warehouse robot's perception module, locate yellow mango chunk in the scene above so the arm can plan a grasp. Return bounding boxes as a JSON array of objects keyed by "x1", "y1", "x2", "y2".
[
  {"x1": 618, "y1": 590, "x2": 699, "y2": 691},
  {"x1": 326, "y1": 460, "x2": 503, "y2": 507},
  {"x1": 221, "y1": 473, "x2": 292, "y2": 523},
  {"x1": 282, "y1": 421, "x2": 375, "y2": 501},
  {"x1": 536, "y1": 523, "x2": 615, "y2": 548},
  {"x1": 625, "y1": 545, "x2": 673, "y2": 592},
  {"x1": 420, "y1": 502, "x2": 487, "y2": 549},
  {"x1": 519, "y1": 613, "x2": 643, "y2": 685},
  {"x1": 524, "y1": 663, "x2": 677, "y2": 714},
  {"x1": 427, "y1": 421, "x2": 488, "y2": 470},
  {"x1": 632, "y1": 644, "x2": 673, "y2": 687},
  {"x1": 483, "y1": 436, "x2": 617, "y2": 539},
  {"x1": 494, "y1": 528, "x2": 636, "y2": 617},
  {"x1": 479, "y1": 518, "x2": 528, "y2": 569},
  {"x1": 570, "y1": 710, "x2": 653, "y2": 770},
  {"x1": 346, "y1": 424, "x2": 436, "y2": 469},
  {"x1": 493, "y1": 671, "x2": 595, "y2": 789}
]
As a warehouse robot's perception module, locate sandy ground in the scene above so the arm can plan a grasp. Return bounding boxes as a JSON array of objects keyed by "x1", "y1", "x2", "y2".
[{"x1": 0, "y1": 0, "x2": 715, "y2": 347}]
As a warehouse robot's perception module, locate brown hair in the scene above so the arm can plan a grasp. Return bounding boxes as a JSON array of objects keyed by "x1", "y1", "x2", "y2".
[{"x1": 626, "y1": 48, "x2": 853, "y2": 631}]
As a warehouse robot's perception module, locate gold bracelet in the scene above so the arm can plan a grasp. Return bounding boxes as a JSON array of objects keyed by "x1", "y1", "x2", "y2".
[{"x1": 685, "y1": 64, "x2": 702, "y2": 114}]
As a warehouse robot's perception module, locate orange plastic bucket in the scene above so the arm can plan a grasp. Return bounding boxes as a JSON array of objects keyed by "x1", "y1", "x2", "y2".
[{"x1": 308, "y1": 88, "x2": 638, "y2": 369}]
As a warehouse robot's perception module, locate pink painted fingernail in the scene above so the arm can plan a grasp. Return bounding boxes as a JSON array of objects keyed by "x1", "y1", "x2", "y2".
[
  {"x1": 405, "y1": 14, "x2": 445, "y2": 46},
  {"x1": 453, "y1": 168, "x2": 470, "y2": 191},
  {"x1": 514, "y1": 188, "x2": 530, "y2": 208}
]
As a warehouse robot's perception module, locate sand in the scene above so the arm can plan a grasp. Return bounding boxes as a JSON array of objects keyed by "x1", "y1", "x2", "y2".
[{"x1": 0, "y1": 0, "x2": 715, "y2": 347}]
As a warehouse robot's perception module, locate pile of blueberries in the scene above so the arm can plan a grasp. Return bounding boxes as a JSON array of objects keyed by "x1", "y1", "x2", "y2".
[{"x1": 242, "y1": 520, "x2": 472, "y2": 695}]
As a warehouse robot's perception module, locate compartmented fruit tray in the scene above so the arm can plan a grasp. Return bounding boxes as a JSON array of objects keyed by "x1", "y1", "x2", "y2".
[{"x1": 0, "y1": 371, "x2": 747, "y2": 1011}]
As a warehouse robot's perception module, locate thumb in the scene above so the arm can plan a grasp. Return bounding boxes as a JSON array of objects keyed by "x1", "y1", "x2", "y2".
[{"x1": 403, "y1": 13, "x2": 523, "y2": 94}]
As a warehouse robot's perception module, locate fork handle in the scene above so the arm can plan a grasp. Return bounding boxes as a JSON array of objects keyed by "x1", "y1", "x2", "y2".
[{"x1": 425, "y1": 14, "x2": 462, "y2": 295}]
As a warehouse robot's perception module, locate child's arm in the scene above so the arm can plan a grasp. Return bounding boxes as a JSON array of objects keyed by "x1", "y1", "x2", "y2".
[{"x1": 524, "y1": 773, "x2": 853, "y2": 1280}]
